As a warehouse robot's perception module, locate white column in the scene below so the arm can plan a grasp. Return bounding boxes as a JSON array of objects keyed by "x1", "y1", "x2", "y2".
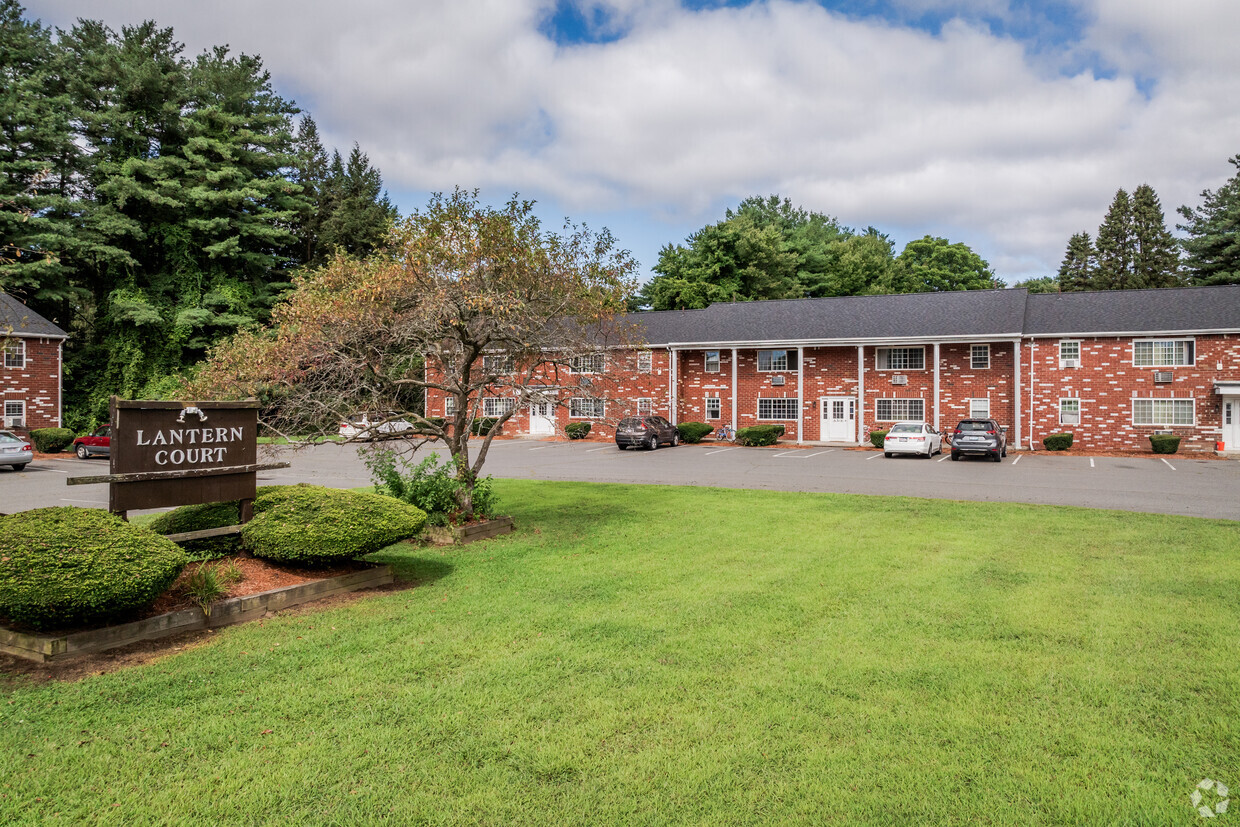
[
  {"x1": 670, "y1": 348, "x2": 678, "y2": 425},
  {"x1": 857, "y1": 345, "x2": 865, "y2": 444},
  {"x1": 731, "y1": 347, "x2": 738, "y2": 430},
  {"x1": 933, "y1": 342, "x2": 941, "y2": 430},
  {"x1": 1013, "y1": 338, "x2": 1023, "y2": 449},
  {"x1": 797, "y1": 346, "x2": 804, "y2": 444}
]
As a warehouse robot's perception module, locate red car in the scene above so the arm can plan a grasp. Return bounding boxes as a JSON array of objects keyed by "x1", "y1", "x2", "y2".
[{"x1": 73, "y1": 425, "x2": 112, "y2": 459}]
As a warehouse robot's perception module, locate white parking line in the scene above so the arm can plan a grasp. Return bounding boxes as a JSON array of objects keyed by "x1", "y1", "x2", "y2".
[
  {"x1": 528, "y1": 446, "x2": 549, "y2": 451},
  {"x1": 805, "y1": 450, "x2": 833, "y2": 458},
  {"x1": 1089, "y1": 457, "x2": 1095, "y2": 468},
  {"x1": 585, "y1": 446, "x2": 611, "y2": 453},
  {"x1": 38, "y1": 467, "x2": 69, "y2": 474},
  {"x1": 704, "y1": 447, "x2": 738, "y2": 456},
  {"x1": 61, "y1": 498, "x2": 105, "y2": 505},
  {"x1": 1161, "y1": 458, "x2": 1177, "y2": 471},
  {"x1": 866, "y1": 453, "x2": 883, "y2": 461},
  {"x1": 937, "y1": 454, "x2": 950, "y2": 462},
  {"x1": 772, "y1": 451, "x2": 805, "y2": 458},
  {"x1": 1012, "y1": 454, "x2": 1021, "y2": 465}
]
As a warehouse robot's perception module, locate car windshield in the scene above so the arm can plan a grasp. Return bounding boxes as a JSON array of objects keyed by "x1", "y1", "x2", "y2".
[
  {"x1": 958, "y1": 421, "x2": 991, "y2": 431},
  {"x1": 0, "y1": 433, "x2": 20, "y2": 444},
  {"x1": 889, "y1": 424, "x2": 921, "y2": 434}
]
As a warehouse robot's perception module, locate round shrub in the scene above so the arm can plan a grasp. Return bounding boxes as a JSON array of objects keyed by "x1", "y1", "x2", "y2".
[
  {"x1": 565, "y1": 422, "x2": 591, "y2": 439},
  {"x1": 242, "y1": 484, "x2": 428, "y2": 565},
  {"x1": 146, "y1": 501, "x2": 243, "y2": 560},
  {"x1": 869, "y1": 430, "x2": 888, "y2": 448},
  {"x1": 676, "y1": 422, "x2": 714, "y2": 444},
  {"x1": 1149, "y1": 434, "x2": 1181, "y2": 454},
  {"x1": 28, "y1": 428, "x2": 75, "y2": 453},
  {"x1": 736, "y1": 424, "x2": 785, "y2": 447},
  {"x1": 1042, "y1": 432, "x2": 1074, "y2": 451},
  {"x1": 0, "y1": 508, "x2": 188, "y2": 629}
]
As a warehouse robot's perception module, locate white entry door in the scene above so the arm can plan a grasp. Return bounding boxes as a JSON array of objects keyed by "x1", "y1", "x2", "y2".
[
  {"x1": 820, "y1": 396, "x2": 856, "y2": 442},
  {"x1": 529, "y1": 401, "x2": 556, "y2": 435},
  {"x1": 1224, "y1": 397, "x2": 1239, "y2": 450}
]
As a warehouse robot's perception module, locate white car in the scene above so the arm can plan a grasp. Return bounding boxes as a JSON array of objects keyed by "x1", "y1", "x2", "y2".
[
  {"x1": 883, "y1": 421, "x2": 942, "y2": 458},
  {"x1": 338, "y1": 412, "x2": 415, "y2": 439}
]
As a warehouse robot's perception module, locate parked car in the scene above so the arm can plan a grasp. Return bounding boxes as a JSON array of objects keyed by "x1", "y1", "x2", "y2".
[
  {"x1": 883, "y1": 421, "x2": 943, "y2": 458},
  {"x1": 73, "y1": 425, "x2": 112, "y2": 459},
  {"x1": 615, "y1": 416, "x2": 680, "y2": 450},
  {"x1": 338, "y1": 412, "x2": 415, "y2": 439},
  {"x1": 950, "y1": 418, "x2": 1007, "y2": 462},
  {"x1": 0, "y1": 430, "x2": 32, "y2": 471}
]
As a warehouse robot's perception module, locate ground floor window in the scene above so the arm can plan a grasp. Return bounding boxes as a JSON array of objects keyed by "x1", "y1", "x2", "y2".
[
  {"x1": 1059, "y1": 398, "x2": 1080, "y2": 425},
  {"x1": 1132, "y1": 398, "x2": 1194, "y2": 426},
  {"x1": 444, "y1": 396, "x2": 456, "y2": 417},
  {"x1": 635, "y1": 398, "x2": 652, "y2": 415},
  {"x1": 875, "y1": 398, "x2": 924, "y2": 421},
  {"x1": 705, "y1": 396, "x2": 721, "y2": 420},
  {"x1": 969, "y1": 398, "x2": 990, "y2": 419},
  {"x1": 570, "y1": 397, "x2": 605, "y2": 418},
  {"x1": 3, "y1": 399, "x2": 24, "y2": 427},
  {"x1": 757, "y1": 398, "x2": 798, "y2": 420},
  {"x1": 482, "y1": 397, "x2": 516, "y2": 418}
]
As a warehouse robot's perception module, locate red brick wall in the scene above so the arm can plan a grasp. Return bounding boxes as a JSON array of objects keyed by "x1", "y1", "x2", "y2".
[{"x1": 1, "y1": 336, "x2": 61, "y2": 431}]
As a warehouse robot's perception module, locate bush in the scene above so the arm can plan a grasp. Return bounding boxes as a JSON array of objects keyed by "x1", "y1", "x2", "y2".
[
  {"x1": 869, "y1": 430, "x2": 888, "y2": 448},
  {"x1": 1149, "y1": 434, "x2": 1181, "y2": 454},
  {"x1": 28, "y1": 428, "x2": 75, "y2": 453},
  {"x1": 146, "y1": 501, "x2": 243, "y2": 560},
  {"x1": 363, "y1": 450, "x2": 498, "y2": 525},
  {"x1": 1042, "y1": 432, "x2": 1074, "y2": 451},
  {"x1": 242, "y1": 484, "x2": 427, "y2": 565},
  {"x1": 565, "y1": 422, "x2": 591, "y2": 439},
  {"x1": 0, "y1": 508, "x2": 187, "y2": 629},
  {"x1": 677, "y1": 422, "x2": 714, "y2": 444},
  {"x1": 414, "y1": 417, "x2": 445, "y2": 434},
  {"x1": 470, "y1": 417, "x2": 500, "y2": 436},
  {"x1": 736, "y1": 424, "x2": 785, "y2": 447}
]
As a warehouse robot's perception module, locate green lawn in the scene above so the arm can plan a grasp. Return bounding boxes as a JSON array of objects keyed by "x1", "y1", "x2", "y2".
[{"x1": 3, "y1": 481, "x2": 1238, "y2": 824}]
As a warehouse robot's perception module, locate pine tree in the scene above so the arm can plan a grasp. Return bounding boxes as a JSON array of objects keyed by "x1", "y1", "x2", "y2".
[
  {"x1": 1178, "y1": 154, "x2": 1240, "y2": 286},
  {"x1": 1057, "y1": 232, "x2": 1096, "y2": 291},
  {"x1": 317, "y1": 144, "x2": 397, "y2": 260},
  {"x1": 1093, "y1": 189, "x2": 1134, "y2": 290},
  {"x1": 1130, "y1": 184, "x2": 1182, "y2": 288}
]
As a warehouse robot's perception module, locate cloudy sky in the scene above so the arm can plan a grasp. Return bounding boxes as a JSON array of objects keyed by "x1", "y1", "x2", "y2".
[{"x1": 31, "y1": 0, "x2": 1240, "y2": 283}]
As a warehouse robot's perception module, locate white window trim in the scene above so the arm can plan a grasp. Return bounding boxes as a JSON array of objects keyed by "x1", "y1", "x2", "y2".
[
  {"x1": 705, "y1": 396, "x2": 722, "y2": 420},
  {"x1": 1059, "y1": 398, "x2": 1080, "y2": 426},
  {"x1": 482, "y1": 397, "x2": 516, "y2": 418},
  {"x1": 637, "y1": 351, "x2": 653, "y2": 373},
  {"x1": 2, "y1": 339, "x2": 24, "y2": 369},
  {"x1": 1132, "y1": 338, "x2": 1195, "y2": 368},
  {"x1": 444, "y1": 397, "x2": 456, "y2": 417},
  {"x1": 756, "y1": 350, "x2": 791, "y2": 372},
  {"x1": 756, "y1": 397, "x2": 799, "y2": 420},
  {"x1": 571, "y1": 354, "x2": 606, "y2": 374},
  {"x1": 482, "y1": 354, "x2": 514, "y2": 375},
  {"x1": 3, "y1": 399, "x2": 24, "y2": 425},
  {"x1": 874, "y1": 398, "x2": 926, "y2": 422},
  {"x1": 875, "y1": 347, "x2": 926, "y2": 372},
  {"x1": 970, "y1": 344, "x2": 990, "y2": 370},
  {"x1": 569, "y1": 397, "x2": 605, "y2": 419},
  {"x1": 969, "y1": 397, "x2": 990, "y2": 419},
  {"x1": 635, "y1": 397, "x2": 653, "y2": 415},
  {"x1": 1059, "y1": 340, "x2": 1081, "y2": 368},
  {"x1": 1131, "y1": 397, "x2": 1195, "y2": 427},
  {"x1": 704, "y1": 350, "x2": 721, "y2": 373}
]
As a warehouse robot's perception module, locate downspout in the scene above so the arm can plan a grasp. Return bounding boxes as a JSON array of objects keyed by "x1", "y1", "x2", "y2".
[
  {"x1": 797, "y1": 346, "x2": 804, "y2": 444},
  {"x1": 1013, "y1": 338, "x2": 1022, "y2": 449},
  {"x1": 731, "y1": 347, "x2": 738, "y2": 430},
  {"x1": 933, "y1": 342, "x2": 941, "y2": 431},
  {"x1": 1028, "y1": 341, "x2": 1036, "y2": 450},
  {"x1": 857, "y1": 345, "x2": 865, "y2": 444},
  {"x1": 57, "y1": 339, "x2": 63, "y2": 427},
  {"x1": 670, "y1": 348, "x2": 678, "y2": 425}
]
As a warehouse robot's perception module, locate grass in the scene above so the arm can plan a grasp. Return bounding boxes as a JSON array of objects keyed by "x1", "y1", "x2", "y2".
[{"x1": 3, "y1": 481, "x2": 1239, "y2": 824}]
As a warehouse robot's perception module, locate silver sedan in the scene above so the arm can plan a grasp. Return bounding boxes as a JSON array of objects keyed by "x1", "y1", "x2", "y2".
[{"x1": 0, "y1": 430, "x2": 33, "y2": 471}]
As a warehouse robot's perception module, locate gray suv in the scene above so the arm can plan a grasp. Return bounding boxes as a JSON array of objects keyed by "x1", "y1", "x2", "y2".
[
  {"x1": 615, "y1": 416, "x2": 680, "y2": 450},
  {"x1": 950, "y1": 418, "x2": 1007, "y2": 462}
]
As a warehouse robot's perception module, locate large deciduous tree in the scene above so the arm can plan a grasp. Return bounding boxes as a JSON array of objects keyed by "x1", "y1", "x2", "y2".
[
  {"x1": 1178, "y1": 154, "x2": 1240, "y2": 286},
  {"x1": 887, "y1": 235, "x2": 1000, "y2": 293},
  {"x1": 192, "y1": 190, "x2": 639, "y2": 516}
]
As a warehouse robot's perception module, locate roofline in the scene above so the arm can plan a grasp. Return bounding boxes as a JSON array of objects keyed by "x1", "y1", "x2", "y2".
[
  {"x1": 1, "y1": 331, "x2": 69, "y2": 340},
  {"x1": 1022, "y1": 328, "x2": 1240, "y2": 338},
  {"x1": 660, "y1": 333, "x2": 1024, "y2": 349}
]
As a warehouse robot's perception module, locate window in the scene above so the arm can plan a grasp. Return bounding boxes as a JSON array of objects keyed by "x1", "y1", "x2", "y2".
[
  {"x1": 482, "y1": 397, "x2": 515, "y2": 418},
  {"x1": 704, "y1": 350, "x2": 720, "y2": 373},
  {"x1": 3, "y1": 400, "x2": 24, "y2": 426},
  {"x1": 571, "y1": 353, "x2": 605, "y2": 374},
  {"x1": 705, "y1": 397, "x2": 721, "y2": 420},
  {"x1": 444, "y1": 397, "x2": 456, "y2": 417},
  {"x1": 1059, "y1": 398, "x2": 1080, "y2": 426},
  {"x1": 876, "y1": 347, "x2": 925, "y2": 371},
  {"x1": 757, "y1": 350, "x2": 794, "y2": 371},
  {"x1": 637, "y1": 351, "x2": 653, "y2": 373},
  {"x1": 970, "y1": 344, "x2": 990, "y2": 370},
  {"x1": 2, "y1": 339, "x2": 24, "y2": 369},
  {"x1": 1059, "y1": 340, "x2": 1080, "y2": 367},
  {"x1": 482, "y1": 354, "x2": 513, "y2": 374},
  {"x1": 570, "y1": 397, "x2": 605, "y2": 418},
  {"x1": 875, "y1": 398, "x2": 925, "y2": 421},
  {"x1": 969, "y1": 398, "x2": 990, "y2": 419},
  {"x1": 635, "y1": 398, "x2": 652, "y2": 415},
  {"x1": 1132, "y1": 398, "x2": 1194, "y2": 426},
  {"x1": 1133, "y1": 339, "x2": 1194, "y2": 367},
  {"x1": 757, "y1": 398, "x2": 798, "y2": 420}
]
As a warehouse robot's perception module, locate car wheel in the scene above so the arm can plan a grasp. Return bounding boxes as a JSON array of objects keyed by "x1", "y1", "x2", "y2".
[
  {"x1": 671, "y1": 432, "x2": 679, "y2": 447},
  {"x1": 992, "y1": 451, "x2": 1002, "y2": 463},
  {"x1": 1001, "y1": 446, "x2": 1007, "y2": 457},
  {"x1": 951, "y1": 451, "x2": 959, "y2": 461},
  {"x1": 11, "y1": 463, "x2": 27, "y2": 471},
  {"x1": 75, "y1": 444, "x2": 88, "y2": 459},
  {"x1": 646, "y1": 434, "x2": 658, "y2": 451},
  {"x1": 884, "y1": 451, "x2": 892, "y2": 458}
]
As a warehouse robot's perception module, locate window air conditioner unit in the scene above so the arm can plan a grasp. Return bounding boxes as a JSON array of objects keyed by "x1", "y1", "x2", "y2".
[
  {"x1": 771, "y1": 375, "x2": 785, "y2": 386},
  {"x1": 1060, "y1": 358, "x2": 1078, "y2": 368},
  {"x1": 1153, "y1": 371, "x2": 1173, "y2": 383},
  {"x1": 1153, "y1": 429, "x2": 1173, "y2": 435},
  {"x1": 3, "y1": 417, "x2": 23, "y2": 429},
  {"x1": 891, "y1": 374, "x2": 908, "y2": 385}
]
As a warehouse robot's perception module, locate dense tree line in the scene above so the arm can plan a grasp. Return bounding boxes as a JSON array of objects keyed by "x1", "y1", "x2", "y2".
[
  {"x1": 632, "y1": 195, "x2": 999, "y2": 311},
  {"x1": 0, "y1": 1, "x2": 395, "y2": 426}
]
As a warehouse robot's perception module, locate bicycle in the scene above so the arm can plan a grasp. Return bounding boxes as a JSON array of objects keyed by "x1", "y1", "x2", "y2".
[{"x1": 714, "y1": 424, "x2": 736, "y2": 442}]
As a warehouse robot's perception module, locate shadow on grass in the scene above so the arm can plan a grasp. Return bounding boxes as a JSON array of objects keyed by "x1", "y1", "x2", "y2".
[{"x1": 368, "y1": 549, "x2": 455, "y2": 586}]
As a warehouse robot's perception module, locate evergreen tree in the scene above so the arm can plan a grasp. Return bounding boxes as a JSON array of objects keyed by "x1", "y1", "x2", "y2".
[
  {"x1": 1093, "y1": 189, "x2": 1134, "y2": 290},
  {"x1": 1057, "y1": 232, "x2": 1096, "y2": 291},
  {"x1": 317, "y1": 144, "x2": 398, "y2": 260},
  {"x1": 1178, "y1": 154, "x2": 1240, "y2": 286},
  {"x1": 1130, "y1": 184, "x2": 1182, "y2": 288}
]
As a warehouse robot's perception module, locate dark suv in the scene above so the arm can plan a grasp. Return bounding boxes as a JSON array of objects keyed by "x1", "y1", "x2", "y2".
[
  {"x1": 950, "y1": 418, "x2": 1006, "y2": 462},
  {"x1": 615, "y1": 416, "x2": 680, "y2": 450}
]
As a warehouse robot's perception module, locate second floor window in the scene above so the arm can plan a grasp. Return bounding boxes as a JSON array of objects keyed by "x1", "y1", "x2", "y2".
[
  {"x1": 1133, "y1": 339, "x2": 1194, "y2": 367},
  {"x1": 704, "y1": 351, "x2": 720, "y2": 373},
  {"x1": 2, "y1": 339, "x2": 24, "y2": 369},
  {"x1": 571, "y1": 354, "x2": 605, "y2": 374},
  {"x1": 876, "y1": 347, "x2": 925, "y2": 371},
  {"x1": 482, "y1": 354, "x2": 514, "y2": 374},
  {"x1": 757, "y1": 350, "x2": 792, "y2": 371}
]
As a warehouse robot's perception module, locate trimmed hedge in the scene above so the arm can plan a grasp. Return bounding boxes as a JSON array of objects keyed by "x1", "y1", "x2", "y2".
[
  {"x1": 0, "y1": 508, "x2": 187, "y2": 629},
  {"x1": 146, "y1": 501, "x2": 243, "y2": 560},
  {"x1": 869, "y1": 430, "x2": 888, "y2": 448},
  {"x1": 470, "y1": 417, "x2": 501, "y2": 436},
  {"x1": 736, "y1": 424, "x2": 785, "y2": 447},
  {"x1": 242, "y1": 484, "x2": 428, "y2": 565},
  {"x1": 1042, "y1": 432, "x2": 1074, "y2": 451},
  {"x1": 677, "y1": 422, "x2": 714, "y2": 444},
  {"x1": 565, "y1": 422, "x2": 591, "y2": 439},
  {"x1": 28, "y1": 427, "x2": 75, "y2": 453},
  {"x1": 1149, "y1": 434, "x2": 1181, "y2": 454}
]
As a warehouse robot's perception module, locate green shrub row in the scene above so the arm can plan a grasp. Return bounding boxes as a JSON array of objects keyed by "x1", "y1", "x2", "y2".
[
  {"x1": 869, "y1": 430, "x2": 888, "y2": 448},
  {"x1": 0, "y1": 508, "x2": 188, "y2": 629},
  {"x1": 1149, "y1": 434, "x2": 1181, "y2": 454},
  {"x1": 28, "y1": 427, "x2": 75, "y2": 453},
  {"x1": 736, "y1": 424, "x2": 785, "y2": 447},
  {"x1": 145, "y1": 501, "x2": 243, "y2": 560},
  {"x1": 565, "y1": 422, "x2": 591, "y2": 439},
  {"x1": 470, "y1": 417, "x2": 501, "y2": 436},
  {"x1": 1042, "y1": 432, "x2": 1074, "y2": 451},
  {"x1": 676, "y1": 422, "x2": 714, "y2": 444}
]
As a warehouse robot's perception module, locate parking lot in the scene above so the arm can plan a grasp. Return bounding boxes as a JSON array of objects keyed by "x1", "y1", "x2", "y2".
[{"x1": 3, "y1": 439, "x2": 1238, "y2": 521}]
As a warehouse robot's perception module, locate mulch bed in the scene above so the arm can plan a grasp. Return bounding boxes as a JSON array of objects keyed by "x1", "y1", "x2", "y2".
[{"x1": 147, "y1": 555, "x2": 369, "y2": 616}]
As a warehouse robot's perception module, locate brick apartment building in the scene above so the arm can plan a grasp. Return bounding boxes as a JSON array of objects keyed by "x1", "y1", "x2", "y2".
[
  {"x1": 1, "y1": 292, "x2": 67, "y2": 432},
  {"x1": 427, "y1": 284, "x2": 1240, "y2": 453}
]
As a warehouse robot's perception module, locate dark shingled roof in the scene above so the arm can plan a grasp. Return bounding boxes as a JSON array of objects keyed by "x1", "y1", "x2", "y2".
[
  {"x1": 629, "y1": 284, "x2": 1240, "y2": 346},
  {"x1": 0, "y1": 292, "x2": 68, "y2": 338}
]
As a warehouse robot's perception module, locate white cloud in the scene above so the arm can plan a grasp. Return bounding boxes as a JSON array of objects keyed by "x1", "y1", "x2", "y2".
[{"x1": 31, "y1": 0, "x2": 1240, "y2": 280}]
